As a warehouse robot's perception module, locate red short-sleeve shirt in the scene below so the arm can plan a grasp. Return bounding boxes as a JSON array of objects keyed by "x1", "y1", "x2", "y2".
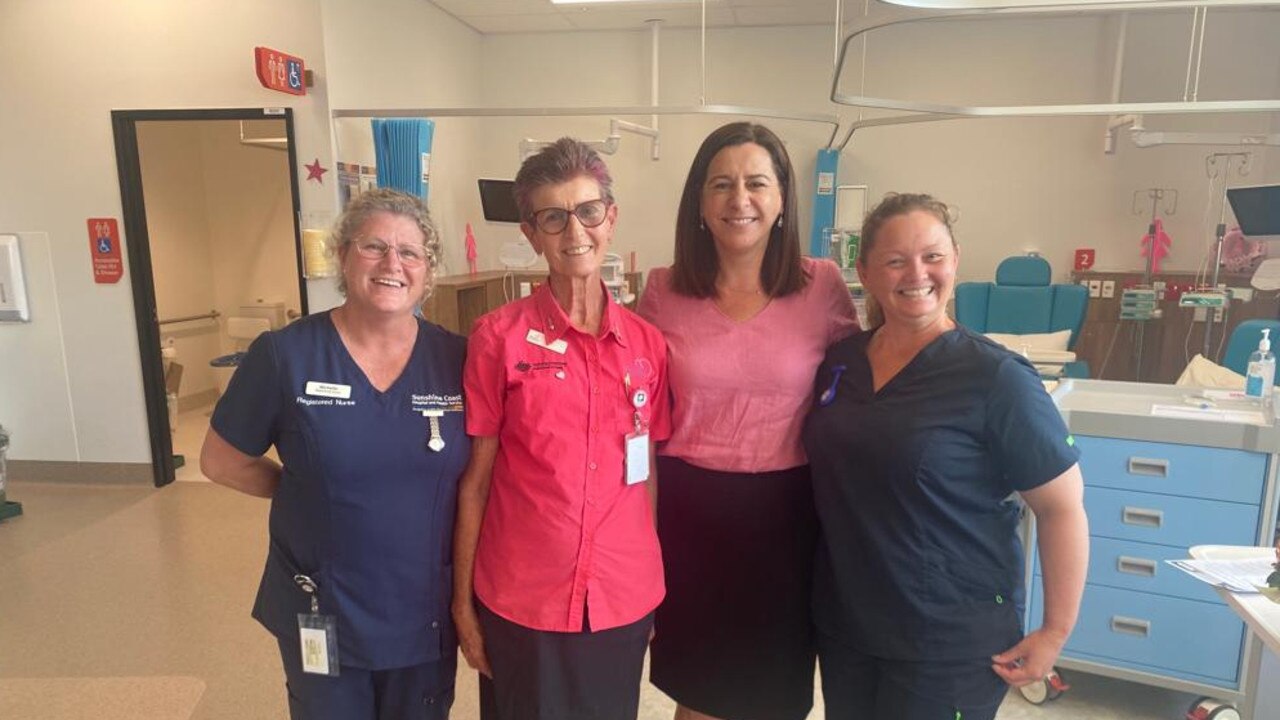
[{"x1": 464, "y1": 284, "x2": 671, "y2": 632}]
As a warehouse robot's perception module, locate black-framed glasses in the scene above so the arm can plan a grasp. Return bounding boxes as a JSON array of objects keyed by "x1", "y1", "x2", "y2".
[
  {"x1": 529, "y1": 199, "x2": 610, "y2": 235},
  {"x1": 353, "y1": 238, "x2": 429, "y2": 267}
]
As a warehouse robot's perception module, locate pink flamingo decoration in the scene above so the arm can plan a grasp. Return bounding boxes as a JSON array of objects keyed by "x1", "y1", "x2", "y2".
[
  {"x1": 1140, "y1": 218, "x2": 1172, "y2": 274},
  {"x1": 465, "y1": 222, "x2": 478, "y2": 275}
]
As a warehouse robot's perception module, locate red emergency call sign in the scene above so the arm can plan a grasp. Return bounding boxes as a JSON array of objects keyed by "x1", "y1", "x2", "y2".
[
  {"x1": 88, "y1": 218, "x2": 123, "y2": 284},
  {"x1": 254, "y1": 46, "x2": 306, "y2": 96}
]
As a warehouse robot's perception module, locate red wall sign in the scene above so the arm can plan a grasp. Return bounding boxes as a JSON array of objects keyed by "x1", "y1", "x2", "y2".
[
  {"x1": 88, "y1": 218, "x2": 123, "y2": 284},
  {"x1": 254, "y1": 46, "x2": 306, "y2": 96},
  {"x1": 1073, "y1": 248, "x2": 1096, "y2": 271}
]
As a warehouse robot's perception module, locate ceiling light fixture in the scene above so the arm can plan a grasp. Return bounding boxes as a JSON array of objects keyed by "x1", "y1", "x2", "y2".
[{"x1": 549, "y1": 0, "x2": 709, "y2": 5}]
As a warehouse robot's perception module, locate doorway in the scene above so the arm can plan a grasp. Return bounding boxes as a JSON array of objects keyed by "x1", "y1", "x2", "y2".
[{"x1": 112, "y1": 108, "x2": 308, "y2": 487}]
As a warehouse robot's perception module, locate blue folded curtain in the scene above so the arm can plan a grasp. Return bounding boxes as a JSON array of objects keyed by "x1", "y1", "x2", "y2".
[{"x1": 372, "y1": 118, "x2": 435, "y2": 200}]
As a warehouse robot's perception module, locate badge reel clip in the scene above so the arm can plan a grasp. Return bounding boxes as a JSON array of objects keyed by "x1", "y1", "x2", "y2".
[
  {"x1": 624, "y1": 372, "x2": 650, "y2": 485},
  {"x1": 294, "y1": 574, "x2": 340, "y2": 676}
]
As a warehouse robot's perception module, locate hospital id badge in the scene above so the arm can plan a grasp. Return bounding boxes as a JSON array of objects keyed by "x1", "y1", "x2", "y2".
[
  {"x1": 625, "y1": 432, "x2": 650, "y2": 485},
  {"x1": 297, "y1": 612, "x2": 340, "y2": 676}
]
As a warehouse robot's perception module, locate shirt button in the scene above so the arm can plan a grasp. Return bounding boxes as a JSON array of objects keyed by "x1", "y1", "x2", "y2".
[
  {"x1": 589, "y1": 462, "x2": 598, "y2": 470},
  {"x1": 424, "y1": 696, "x2": 436, "y2": 705},
  {"x1": 431, "y1": 620, "x2": 440, "y2": 628},
  {"x1": 592, "y1": 386, "x2": 600, "y2": 394}
]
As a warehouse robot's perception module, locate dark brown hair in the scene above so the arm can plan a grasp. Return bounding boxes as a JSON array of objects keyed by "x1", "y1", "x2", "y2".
[
  {"x1": 671, "y1": 122, "x2": 807, "y2": 298},
  {"x1": 512, "y1": 138, "x2": 614, "y2": 220}
]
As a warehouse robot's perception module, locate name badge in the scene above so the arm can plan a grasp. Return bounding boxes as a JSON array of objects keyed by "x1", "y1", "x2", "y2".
[
  {"x1": 625, "y1": 432, "x2": 650, "y2": 485},
  {"x1": 526, "y1": 329, "x2": 568, "y2": 355},
  {"x1": 305, "y1": 381, "x2": 351, "y2": 399}
]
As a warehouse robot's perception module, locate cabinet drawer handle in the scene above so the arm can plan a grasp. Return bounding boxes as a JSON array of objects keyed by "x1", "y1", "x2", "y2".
[
  {"x1": 1111, "y1": 616, "x2": 1151, "y2": 637},
  {"x1": 1122, "y1": 507, "x2": 1164, "y2": 528},
  {"x1": 1127, "y1": 457, "x2": 1169, "y2": 477},
  {"x1": 1117, "y1": 556, "x2": 1158, "y2": 577}
]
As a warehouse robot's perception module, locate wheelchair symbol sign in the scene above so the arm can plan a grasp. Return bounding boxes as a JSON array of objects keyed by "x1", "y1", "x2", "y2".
[
  {"x1": 287, "y1": 60, "x2": 302, "y2": 90},
  {"x1": 87, "y1": 218, "x2": 123, "y2": 284}
]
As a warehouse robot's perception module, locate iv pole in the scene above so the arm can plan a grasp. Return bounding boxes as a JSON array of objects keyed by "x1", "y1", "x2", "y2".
[
  {"x1": 1132, "y1": 188, "x2": 1177, "y2": 381},
  {"x1": 1202, "y1": 152, "x2": 1251, "y2": 359}
]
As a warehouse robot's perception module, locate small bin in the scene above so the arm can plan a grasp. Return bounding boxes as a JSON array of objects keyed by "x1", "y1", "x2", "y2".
[{"x1": 0, "y1": 423, "x2": 24, "y2": 522}]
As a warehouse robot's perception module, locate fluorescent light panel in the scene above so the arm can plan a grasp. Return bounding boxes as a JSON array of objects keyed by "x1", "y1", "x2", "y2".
[{"x1": 550, "y1": 0, "x2": 708, "y2": 5}]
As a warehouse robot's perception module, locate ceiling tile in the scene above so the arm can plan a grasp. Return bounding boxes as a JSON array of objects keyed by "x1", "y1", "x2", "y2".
[
  {"x1": 731, "y1": 4, "x2": 837, "y2": 24},
  {"x1": 464, "y1": 13, "x2": 580, "y2": 32},
  {"x1": 561, "y1": 5, "x2": 737, "y2": 30}
]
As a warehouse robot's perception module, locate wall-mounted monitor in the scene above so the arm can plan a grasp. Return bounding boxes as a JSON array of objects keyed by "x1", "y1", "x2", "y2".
[
  {"x1": 478, "y1": 179, "x2": 521, "y2": 223},
  {"x1": 1228, "y1": 184, "x2": 1280, "y2": 242}
]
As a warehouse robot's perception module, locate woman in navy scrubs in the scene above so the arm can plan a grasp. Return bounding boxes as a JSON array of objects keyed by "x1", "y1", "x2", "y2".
[
  {"x1": 803, "y1": 193, "x2": 1089, "y2": 720},
  {"x1": 201, "y1": 188, "x2": 467, "y2": 720}
]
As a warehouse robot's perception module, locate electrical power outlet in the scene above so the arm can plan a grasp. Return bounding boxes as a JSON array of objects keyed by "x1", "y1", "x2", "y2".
[
  {"x1": 1088, "y1": 280, "x2": 1102, "y2": 298},
  {"x1": 1101, "y1": 280, "x2": 1116, "y2": 299},
  {"x1": 1214, "y1": 307, "x2": 1225, "y2": 322}
]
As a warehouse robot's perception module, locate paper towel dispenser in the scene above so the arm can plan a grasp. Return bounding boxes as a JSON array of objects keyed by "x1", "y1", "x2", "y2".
[{"x1": 0, "y1": 234, "x2": 30, "y2": 323}]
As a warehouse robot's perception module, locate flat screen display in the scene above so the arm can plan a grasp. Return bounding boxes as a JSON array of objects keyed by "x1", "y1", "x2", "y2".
[
  {"x1": 478, "y1": 179, "x2": 521, "y2": 223},
  {"x1": 1227, "y1": 185, "x2": 1280, "y2": 239}
]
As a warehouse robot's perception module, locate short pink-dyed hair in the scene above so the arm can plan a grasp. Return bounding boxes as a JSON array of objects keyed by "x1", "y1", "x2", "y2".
[{"x1": 512, "y1": 137, "x2": 614, "y2": 220}]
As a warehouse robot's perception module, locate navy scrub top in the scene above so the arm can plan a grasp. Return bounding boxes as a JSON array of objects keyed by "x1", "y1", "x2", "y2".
[
  {"x1": 802, "y1": 326, "x2": 1078, "y2": 661},
  {"x1": 211, "y1": 311, "x2": 469, "y2": 670}
]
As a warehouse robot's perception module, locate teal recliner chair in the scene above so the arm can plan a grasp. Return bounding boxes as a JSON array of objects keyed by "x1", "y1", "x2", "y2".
[
  {"x1": 954, "y1": 256, "x2": 1090, "y2": 378},
  {"x1": 1222, "y1": 319, "x2": 1280, "y2": 381}
]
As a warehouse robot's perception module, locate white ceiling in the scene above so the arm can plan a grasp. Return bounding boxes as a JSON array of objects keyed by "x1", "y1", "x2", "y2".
[{"x1": 429, "y1": 0, "x2": 846, "y2": 34}]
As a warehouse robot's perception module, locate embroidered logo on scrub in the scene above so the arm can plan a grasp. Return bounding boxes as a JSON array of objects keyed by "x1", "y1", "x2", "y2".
[
  {"x1": 515, "y1": 360, "x2": 568, "y2": 374},
  {"x1": 411, "y1": 393, "x2": 463, "y2": 452}
]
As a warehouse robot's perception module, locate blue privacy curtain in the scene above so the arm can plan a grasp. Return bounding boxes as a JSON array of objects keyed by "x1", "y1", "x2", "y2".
[{"x1": 372, "y1": 118, "x2": 435, "y2": 201}]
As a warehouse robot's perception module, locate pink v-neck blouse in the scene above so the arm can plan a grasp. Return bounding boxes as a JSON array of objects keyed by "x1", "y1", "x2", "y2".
[{"x1": 638, "y1": 257, "x2": 859, "y2": 473}]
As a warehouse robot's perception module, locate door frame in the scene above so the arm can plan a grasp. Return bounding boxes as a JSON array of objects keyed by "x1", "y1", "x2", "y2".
[{"x1": 111, "y1": 107, "x2": 308, "y2": 487}]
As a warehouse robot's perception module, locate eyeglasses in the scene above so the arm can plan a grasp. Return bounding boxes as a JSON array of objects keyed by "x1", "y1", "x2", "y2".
[
  {"x1": 353, "y1": 238, "x2": 430, "y2": 267},
  {"x1": 528, "y1": 199, "x2": 610, "y2": 235}
]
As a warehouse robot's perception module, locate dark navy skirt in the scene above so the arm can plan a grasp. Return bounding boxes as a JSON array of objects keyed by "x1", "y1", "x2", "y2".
[{"x1": 649, "y1": 456, "x2": 817, "y2": 720}]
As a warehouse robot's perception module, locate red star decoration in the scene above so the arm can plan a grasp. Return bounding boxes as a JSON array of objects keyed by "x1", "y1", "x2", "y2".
[{"x1": 304, "y1": 159, "x2": 328, "y2": 183}]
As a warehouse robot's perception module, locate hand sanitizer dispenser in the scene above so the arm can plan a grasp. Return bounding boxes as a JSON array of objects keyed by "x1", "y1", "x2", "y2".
[{"x1": 1245, "y1": 328, "x2": 1275, "y2": 407}]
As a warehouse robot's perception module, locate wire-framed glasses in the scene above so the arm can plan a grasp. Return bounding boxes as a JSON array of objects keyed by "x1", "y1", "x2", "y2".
[
  {"x1": 353, "y1": 238, "x2": 429, "y2": 267},
  {"x1": 529, "y1": 199, "x2": 610, "y2": 235}
]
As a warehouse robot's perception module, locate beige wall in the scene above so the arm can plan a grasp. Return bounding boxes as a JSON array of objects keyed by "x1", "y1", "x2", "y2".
[
  {"x1": 449, "y1": 12, "x2": 1280, "y2": 285},
  {"x1": 0, "y1": 0, "x2": 335, "y2": 463}
]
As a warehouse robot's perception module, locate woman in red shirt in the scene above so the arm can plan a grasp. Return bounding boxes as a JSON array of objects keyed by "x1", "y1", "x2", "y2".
[{"x1": 453, "y1": 138, "x2": 672, "y2": 720}]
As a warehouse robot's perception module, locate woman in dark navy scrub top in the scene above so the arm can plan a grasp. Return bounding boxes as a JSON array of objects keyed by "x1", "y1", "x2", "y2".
[
  {"x1": 803, "y1": 193, "x2": 1089, "y2": 720},
  {"x1": 201, "y1": 188, "x2": 468, "y2": 720}
]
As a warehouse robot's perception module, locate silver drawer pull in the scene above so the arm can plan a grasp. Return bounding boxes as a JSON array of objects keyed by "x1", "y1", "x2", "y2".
[
  {"x1": 1127, "y1": 457, "x2": 1169, "y2": 477},
  {"x1": 1122, "y1": 507, "x2": 1164, "y2": 528},
  {"x1": 1111, "y1": 616, "x2": 1151, "y2": 637},
  {"x1": 1117, "y1": 556, "x2": 1158, "y2": 577}
]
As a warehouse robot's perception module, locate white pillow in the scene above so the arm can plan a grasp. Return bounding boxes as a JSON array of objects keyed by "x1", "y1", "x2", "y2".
[
  {"x1": 985, "y1": 329, "x2": 1071, "y2": 353},
  {"x1": 1175, "y1": 354, "x2": 1246, "y2": 389}
]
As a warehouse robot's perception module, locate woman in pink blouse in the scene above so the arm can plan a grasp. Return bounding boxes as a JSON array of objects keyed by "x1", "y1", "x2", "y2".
[{"x1": 638, "y1": 122, "x2": 859, "y2": 720}]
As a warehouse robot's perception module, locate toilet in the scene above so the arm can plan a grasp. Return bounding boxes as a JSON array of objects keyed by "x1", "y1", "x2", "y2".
[{"x1": 213, "y1": 302, "x2": 287, "y2": 394}]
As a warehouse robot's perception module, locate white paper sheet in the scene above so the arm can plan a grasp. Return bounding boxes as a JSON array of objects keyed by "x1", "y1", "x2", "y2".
[{"x1": 1168, "y1": 557, "x2": 1277, "y2": 593}]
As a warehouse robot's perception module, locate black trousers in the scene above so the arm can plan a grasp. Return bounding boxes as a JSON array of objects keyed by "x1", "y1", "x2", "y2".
[
  {"x1": 817, "y1": 632, "x2": 1007, "y2": 720},
  {"x1": 476, "y1": 602, "x2": 653, "y2": 720},
  {"x1": 276, "y1": 638, "x2": 454, "y2": 720}
]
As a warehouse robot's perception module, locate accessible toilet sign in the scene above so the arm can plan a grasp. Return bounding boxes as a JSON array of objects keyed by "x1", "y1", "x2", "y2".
[
  {"x1": 254, "y1": 46, "x2": 306, "y2": 96},
  {"x1": 88, "y1": 218, "x2": 123, "y2": 284}
]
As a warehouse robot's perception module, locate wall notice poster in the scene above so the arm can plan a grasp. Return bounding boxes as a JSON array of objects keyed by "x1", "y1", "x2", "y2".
[{"x1": 88, "y1": 218, "x2": 123, "y2": 284}]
